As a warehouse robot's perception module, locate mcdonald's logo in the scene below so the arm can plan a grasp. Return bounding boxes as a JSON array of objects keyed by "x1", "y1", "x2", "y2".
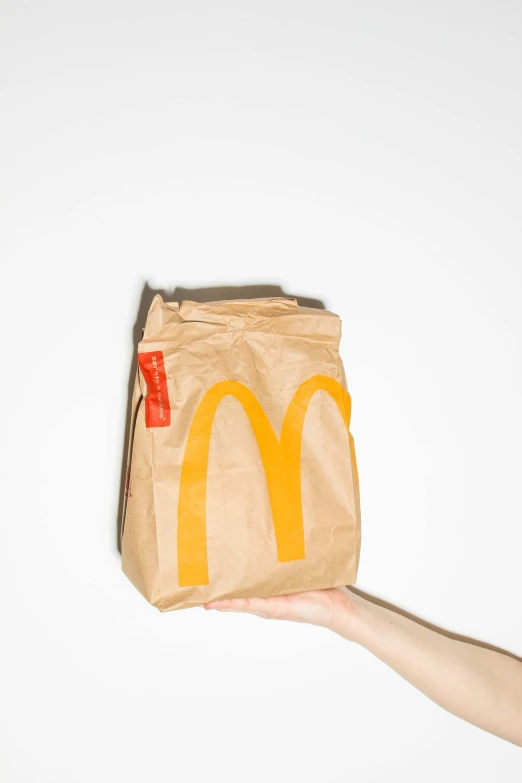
[{"x1": 177, "y1": 375, "x2": 358, "y2": 587}]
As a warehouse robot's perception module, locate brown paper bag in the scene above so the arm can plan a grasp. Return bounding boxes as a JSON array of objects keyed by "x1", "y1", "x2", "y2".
[{"x1": 121, "y1": 295, "x2": 361, "y2": 611}]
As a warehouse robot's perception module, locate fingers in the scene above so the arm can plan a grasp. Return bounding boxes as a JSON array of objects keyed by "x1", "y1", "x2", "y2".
[
  {"x1": 205, "y1": 597, "x2": 263, "y2": 611},
  {"x1": 204, "y1": 596, "x2": 275, "y2": 618}
]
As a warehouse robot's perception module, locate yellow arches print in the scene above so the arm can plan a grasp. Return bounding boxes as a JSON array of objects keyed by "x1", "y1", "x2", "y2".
[{"x1": 177, "y1": 375, "x2": 359, "y2": 587}]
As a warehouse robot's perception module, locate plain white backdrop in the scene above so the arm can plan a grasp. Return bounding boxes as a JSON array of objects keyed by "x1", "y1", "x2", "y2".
[{"x1": 1, "y1": 1, "x2": 521, "y2": 780}]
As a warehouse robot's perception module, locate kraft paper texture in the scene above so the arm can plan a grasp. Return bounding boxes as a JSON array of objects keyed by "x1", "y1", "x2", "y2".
[{"x1": 121, "y1": 296, "x2": 361, "y2": 611}]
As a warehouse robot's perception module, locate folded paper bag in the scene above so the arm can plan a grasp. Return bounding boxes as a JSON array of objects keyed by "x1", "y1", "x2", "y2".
[{"x1": 121, "y1": 295, "x2": 361, "y2": 611}]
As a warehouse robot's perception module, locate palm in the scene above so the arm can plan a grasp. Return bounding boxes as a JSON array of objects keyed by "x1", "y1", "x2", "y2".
[{"x1": 205, "y1": 586, "x2": 353, "y2": 636}]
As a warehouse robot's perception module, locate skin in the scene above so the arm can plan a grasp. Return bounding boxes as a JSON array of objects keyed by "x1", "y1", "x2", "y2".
[{"x1": 205, "y1": 587, "x2": 522, "y2": 747}]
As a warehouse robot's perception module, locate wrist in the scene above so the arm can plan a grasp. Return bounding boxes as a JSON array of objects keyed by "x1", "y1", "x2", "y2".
[{"x1": 332, "y1": 589, "x2": 376, "y2": 645}]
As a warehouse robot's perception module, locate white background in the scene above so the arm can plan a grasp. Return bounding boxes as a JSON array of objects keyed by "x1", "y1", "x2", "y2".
[{"x1": 1, "y1": 1, "x2": 521, "y2": 780}]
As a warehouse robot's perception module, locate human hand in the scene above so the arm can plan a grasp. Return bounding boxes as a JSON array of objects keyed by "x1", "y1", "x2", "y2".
[{"x1": 205, "y1": 586, "x2": 364, "y2": 641}]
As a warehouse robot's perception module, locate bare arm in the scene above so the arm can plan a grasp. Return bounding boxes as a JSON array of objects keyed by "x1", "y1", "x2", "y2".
[
  {"x1": 350, "y1": 592, "x2": 522, "y2": 746},
  {"x1": 205, "y1": 588, "x2": 522, "y2": 747}
]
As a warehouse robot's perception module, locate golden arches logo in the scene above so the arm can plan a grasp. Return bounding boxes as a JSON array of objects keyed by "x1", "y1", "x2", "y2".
[{"x1": 177, "y1": 375, "x2": 359, "y2": 587}]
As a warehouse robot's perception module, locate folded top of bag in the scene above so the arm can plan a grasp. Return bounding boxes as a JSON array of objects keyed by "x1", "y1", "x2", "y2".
[{"x1": 141, "y1": 295, "x2": 341, "y2": 344}]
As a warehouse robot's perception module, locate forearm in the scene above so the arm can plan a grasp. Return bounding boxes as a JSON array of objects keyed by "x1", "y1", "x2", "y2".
[{"x1": 345, "y1": 594, "x2": 522, "y2": 747}]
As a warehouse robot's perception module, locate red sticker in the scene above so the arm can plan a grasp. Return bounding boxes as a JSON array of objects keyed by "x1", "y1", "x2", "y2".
[{"x1": 137, "y1": 351, "x2": 171, "y2": 428}]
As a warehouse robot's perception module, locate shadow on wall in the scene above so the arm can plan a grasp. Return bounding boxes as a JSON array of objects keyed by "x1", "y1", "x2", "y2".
[{"x1": 116, "y1": 281, "x2": 326, "y2": 554}]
